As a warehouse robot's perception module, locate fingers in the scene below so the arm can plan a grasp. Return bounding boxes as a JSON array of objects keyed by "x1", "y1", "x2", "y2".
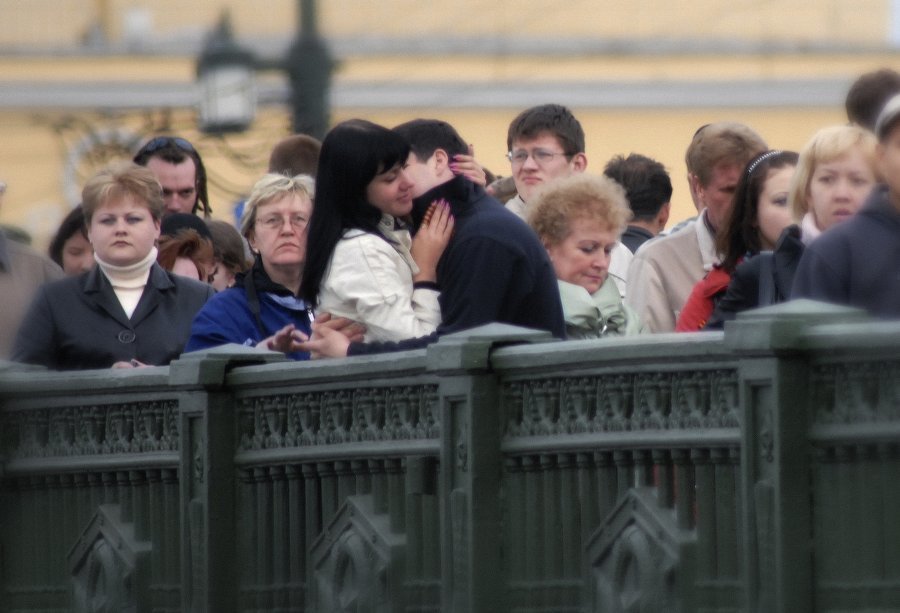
[
  {"x1": 314, "y1": 312, "x2": 333, "y2": 324},
  {"x1": 450, "y1": 153, "x2": 487, "y2": 186}
]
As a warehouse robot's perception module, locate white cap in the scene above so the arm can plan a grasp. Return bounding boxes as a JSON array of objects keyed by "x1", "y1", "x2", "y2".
[{"x1": 875, "y1": 92, "x2": 900, "y2": 140}]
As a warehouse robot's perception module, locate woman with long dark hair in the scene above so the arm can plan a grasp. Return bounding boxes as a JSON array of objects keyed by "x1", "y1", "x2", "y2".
[
  {"x1": 299, "y1": 119, "x2": 453, "y2": 342},
  {"x1": 676, "y1": 149, "x2": 799, "y2": 331}
]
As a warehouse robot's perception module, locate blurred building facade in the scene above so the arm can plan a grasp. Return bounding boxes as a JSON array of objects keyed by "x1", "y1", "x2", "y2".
[{"x1": 0, "y1": 0, "x2": 897, "y2": 246}]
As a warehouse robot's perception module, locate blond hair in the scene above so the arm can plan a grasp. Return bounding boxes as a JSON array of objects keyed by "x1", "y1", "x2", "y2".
[
  {"x1": 789, "y1": 125, "x2": 877, "y2": 221},
  {"x1": 528, "y1": 174, "x2": 632, "y2": 245},
  {"x1": 240, "y1": 173, "x2": 315, "y2": 240}
]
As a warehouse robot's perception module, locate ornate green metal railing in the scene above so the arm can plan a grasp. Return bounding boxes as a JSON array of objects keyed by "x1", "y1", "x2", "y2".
[{"x1": 2, "y1": 300, "x2": 898, "y2": 613}]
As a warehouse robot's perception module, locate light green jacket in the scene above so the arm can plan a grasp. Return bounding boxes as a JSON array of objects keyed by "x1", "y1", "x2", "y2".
[{"x1": 558, "y1": 279, "x2": 644, "y2": 339}]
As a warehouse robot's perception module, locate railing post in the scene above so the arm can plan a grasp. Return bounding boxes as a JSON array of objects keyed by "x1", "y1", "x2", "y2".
[
  {"x1": 427, "y1": 324, "x2": 554, "y2": 613},
  {"x1": 726, "y1": 300, "x2": 868, "y2": 613},
  {"x1": 168, "y1": 345, "x2": 288, "y2": 612}
]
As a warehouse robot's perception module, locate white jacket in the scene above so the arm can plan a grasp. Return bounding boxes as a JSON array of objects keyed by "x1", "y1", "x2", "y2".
[{"x1": 317, "y1": 215, "x2": 441, "y2": 342}]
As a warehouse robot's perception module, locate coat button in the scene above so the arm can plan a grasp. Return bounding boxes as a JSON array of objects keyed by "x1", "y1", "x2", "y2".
[{"x1": 117, "y1": 330, "x2": 136, "y2": 344}]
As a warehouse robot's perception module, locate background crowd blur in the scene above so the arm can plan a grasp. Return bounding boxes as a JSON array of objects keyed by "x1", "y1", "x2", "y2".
[{"x1": 2, "y1": 0, "x2": 900, "y2": 249}]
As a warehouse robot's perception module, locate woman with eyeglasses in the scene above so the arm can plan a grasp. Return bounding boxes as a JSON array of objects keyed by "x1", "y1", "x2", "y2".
[
  {"x1": 12, "y1": 162, "x2": 214, "y2": 370},
  {"x1": 185, "y1": 173, "x2": 348, "y2": 360},
  {"x1": 298, "y1": 119, "x2": 454, "y2": 343}
]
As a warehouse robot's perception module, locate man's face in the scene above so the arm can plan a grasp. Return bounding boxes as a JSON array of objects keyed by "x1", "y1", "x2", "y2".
[
  {"x1": 146, "y1": 156, "x2": 198, "y2": 216},
  {"x1": 403, "y1": 152, "x2": 444, "y2": 198},
  {"x1": 878, "y1": 123, "x2": 900, "y2": 208},
  {"x1": 509, "y1": 132, "x2": 586, "y2": 203},
  {"x1": 693, "y1": 161, "x2": 742, "y2": 233}
]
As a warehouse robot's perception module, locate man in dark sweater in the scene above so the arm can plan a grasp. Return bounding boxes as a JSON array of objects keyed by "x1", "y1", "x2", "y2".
[
  {"x1": 792, "y1": 93, "x2": 900, "y2": 318},
  {"x1": 306, "y1": 119, "x2": 565, "y2": 357}
]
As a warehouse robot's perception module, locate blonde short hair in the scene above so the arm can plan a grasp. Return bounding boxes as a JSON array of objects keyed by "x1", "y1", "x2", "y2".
[
  {"x1": 789, "y1": 125, "x2": 877, "y2": 221},
  {"x1": 528, "y1": 174, "x2": 632, "y2": 245},
  {"x1": 82, "y1": 162, "x2": 164, "y2": 223},
  {"x1": 240, "y1": 173, "x2": 315, "y2": 240}
]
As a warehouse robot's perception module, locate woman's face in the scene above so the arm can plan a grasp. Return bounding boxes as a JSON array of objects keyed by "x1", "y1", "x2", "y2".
[
  {"x1": 756, "y1": 165, "x2": 795, "y2": 250},
  {"x1": 87, "y1": 194, "x2": 160, "y2": 267},
  {"x1": 807, "y1": 148, "x2": 875, "y2": 232},
  {"x1": 366, "y1": 162, "x2": 415, "y2": 218},
  {"x1": 248, "y1": 193, "x2": 312, "y2": 270},
  {"x1": 61, "y1": 231, "x2": 94, "y2": 275},
  {"x1": 545, "y1": 217, "x2": 619, "y2": 295}
]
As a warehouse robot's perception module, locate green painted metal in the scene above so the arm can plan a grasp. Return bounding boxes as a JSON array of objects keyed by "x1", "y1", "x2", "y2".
[{"x1": 1, "y1": 304, "x2": 899, "y2": 612}]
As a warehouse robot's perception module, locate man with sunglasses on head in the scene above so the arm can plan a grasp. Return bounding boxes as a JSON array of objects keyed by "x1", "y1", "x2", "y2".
[
  {"x1": 133, "y1": 136, "x2": 212, "y2": 218},
  {"x1": 503, "y1": 104, "x2": 632, "y2": 298}
]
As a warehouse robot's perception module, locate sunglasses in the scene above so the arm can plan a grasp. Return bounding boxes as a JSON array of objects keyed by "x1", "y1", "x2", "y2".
[{"x1": 139, "y1": 136, "x2": 195, "y2": 156}]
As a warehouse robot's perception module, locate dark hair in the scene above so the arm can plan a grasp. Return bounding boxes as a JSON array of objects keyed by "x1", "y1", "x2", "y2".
[
  {"x1": 393, "y1": 119, "x2": 468, "y2": 162},
  {"x1": 717, "y1": 150, "x2": 799, "y2": 272},
  {"x1": 845, "y1": 68, "x2": 900, "y2": 131},
  {"x1": 160, "y1": 212, "x2": 212, "y2": 240},
  {"x1": 206, "y1": 219, "x2": 251, "y2": 273},
  {"x1": 603, "y1": 153, "x2": 673, "y2": 222},
  {"x1": 133, "y1": 135, "x2": 211, "y2": 217},
  {"x1": 506, "y1": 104, "x2": 585, "y2": 156},
  {"x1": 48, "y1": 204, "x2": 88, "y2": 267},
  {"x1": 267, "y1": 134, "x2": 322, "y2": 176},
  {"x1": 299, "y1": 119, "x2": 411, "y2": 306}
]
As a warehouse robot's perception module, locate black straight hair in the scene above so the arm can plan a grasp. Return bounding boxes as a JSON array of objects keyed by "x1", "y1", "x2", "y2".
[
  {"x1": 48, "y1": 204, "x2": 88, "y2": 268},
  {"x1": 393, "y1": 118, "x2": 468, "y2": 162},
  {"x1": 717, "y1": 149, "x2": 799, "y2": 272},
  {"x1": 298, "y1": 119, "x2": 411, "y2": 307}
]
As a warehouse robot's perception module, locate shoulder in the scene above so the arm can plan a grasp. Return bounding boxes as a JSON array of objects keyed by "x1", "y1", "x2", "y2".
[
  {"x1": 633, "y1": 223, "x2": 696, "y2": 259},
  {"x1": 168, "y1": 274, "x2": 216, "y2": 300},
  {"x1": 5, "y1": 239, "x2": 64, "y2": 280}
]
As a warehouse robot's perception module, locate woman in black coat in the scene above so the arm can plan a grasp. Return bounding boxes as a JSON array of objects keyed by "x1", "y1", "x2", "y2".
[{"x1": 12, "y1": 162, "x2": 213, "y2": 370}]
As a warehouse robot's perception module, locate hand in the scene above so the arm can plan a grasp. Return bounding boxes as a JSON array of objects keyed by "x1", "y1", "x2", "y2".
[
  {"x1": 314, "y1": 312, "x2": 367, "y2": 343},
  {"x1": 112, "y1": 359, "x2": 148, "y2": 369},
  {"x1": 411, "y1": 199, "x2": 454, "y2": 283},
  {"x1": 449, "y1": 145, "x2": 487, "y2": 186},
  {"x1": 257, "y1": 324, "x2": 309, "y2": 354},
  {"x1": 298, "y1": 319, "x2": 352, "y2": 359}
]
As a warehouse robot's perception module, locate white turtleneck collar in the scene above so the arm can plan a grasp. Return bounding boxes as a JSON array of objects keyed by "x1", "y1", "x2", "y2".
[{"x1": 95, "y1": 247, "x2": 158, "y2": 318}]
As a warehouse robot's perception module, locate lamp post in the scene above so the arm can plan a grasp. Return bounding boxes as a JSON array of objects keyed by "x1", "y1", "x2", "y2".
[{"x1": 196, "y1": 0, "x2": 334, "y2": 139}]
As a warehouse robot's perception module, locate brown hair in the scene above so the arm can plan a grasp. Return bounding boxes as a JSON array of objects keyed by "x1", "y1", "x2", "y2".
[
  {"x1": 82, "y1": 162, "x2": 164, "y2": 223},
  {"x1": 156, "y1": 229, "x2": 215, "y2": 281},
  {"x1": 685, "y1": 122, "x2": 767, "y2": 186}
]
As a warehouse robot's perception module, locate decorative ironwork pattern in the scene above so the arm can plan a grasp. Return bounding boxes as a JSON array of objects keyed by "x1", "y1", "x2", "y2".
[
  {"x1": 236, "y1": 385, "x2": 440, "y2": 451},
  {"x1": 503, "y1": 370, "x2": 740, "y2": 437},
  {"x1": 811, "y1": 362, "x2": 900, "y2": 425},
  {"x1": 1, "y1": 400, "x2": 180, "y2": 459}
]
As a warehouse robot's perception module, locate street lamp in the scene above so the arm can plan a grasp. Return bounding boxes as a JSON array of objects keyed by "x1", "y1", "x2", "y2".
[
  {"x1": 196, "y1": 12, "x2": 257, "y2": 135},
  {"x1": 196, "y1": 1, "x2": 334, "y2": 139}
]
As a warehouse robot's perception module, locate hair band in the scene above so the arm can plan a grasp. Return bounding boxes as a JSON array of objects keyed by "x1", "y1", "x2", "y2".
[{"x1": 746, "y1": 150, "x2": 782, "y2": 177}]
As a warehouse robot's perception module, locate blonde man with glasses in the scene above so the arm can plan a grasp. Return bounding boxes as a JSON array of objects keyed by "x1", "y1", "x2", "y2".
[{"x1": 504, "y1": 104, "x2": 632, "y2": 298}]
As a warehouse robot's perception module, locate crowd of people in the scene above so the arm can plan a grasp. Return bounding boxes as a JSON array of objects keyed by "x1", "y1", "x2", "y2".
[{"x1": 2, "y1": 67, "x2": 899, "y2": 370}]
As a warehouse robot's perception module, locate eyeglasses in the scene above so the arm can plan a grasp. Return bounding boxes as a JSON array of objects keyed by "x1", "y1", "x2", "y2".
[
  {"x1": 507, "y1": 148, "x2": 571, "y2": 165},
  {"x1": 139, "y1": 136, "x2": 195, "y2": 156},
  {"x1": 257, "y1": 213, "x2": 309, "y2": 231}
]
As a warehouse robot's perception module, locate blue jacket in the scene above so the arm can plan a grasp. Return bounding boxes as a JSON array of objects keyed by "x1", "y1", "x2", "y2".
[
  {"x1": 792, "y1": 185, "x2": 900, "y2": 318},
  {"x1": 185, "y1": 262, "x2": 312, "y2": 360}
]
